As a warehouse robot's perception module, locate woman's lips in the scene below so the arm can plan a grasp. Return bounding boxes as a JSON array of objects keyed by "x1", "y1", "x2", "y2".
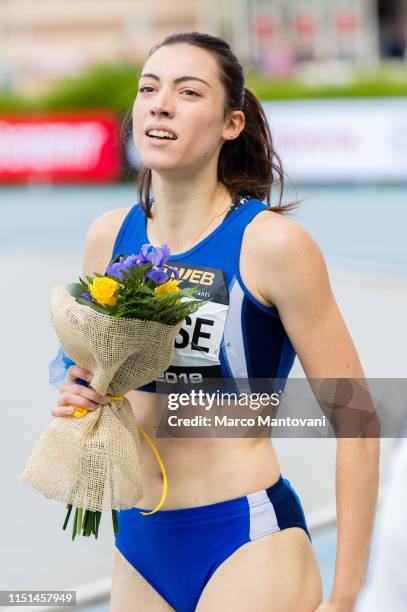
[{"x1": 145, "y1": 134, "x2": 177, "y2": 144}]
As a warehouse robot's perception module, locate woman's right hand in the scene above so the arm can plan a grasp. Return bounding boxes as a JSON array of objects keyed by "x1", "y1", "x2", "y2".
[{"x1": 51, "y1": 364, "x2": 111, "y2": 417}]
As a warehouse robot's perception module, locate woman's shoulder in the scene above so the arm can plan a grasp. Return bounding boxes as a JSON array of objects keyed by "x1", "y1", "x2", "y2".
[
  {"x1": 81, "y1": 206, "x2": 133, "y2": 277},
  {"x1": 247, "y1": 208, "x2": 322, "y2": 263},
  {"x1": 90, "y1": 205, "x2": 133, "y2": 233},
  {"x1": 242, "y1": 209, "x2": 327, "y2": 311},
  {"x1": 87, "y1": 205, "x2": 137, "y2": 246}
]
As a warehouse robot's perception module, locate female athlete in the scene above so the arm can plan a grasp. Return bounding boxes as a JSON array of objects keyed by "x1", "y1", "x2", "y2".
[{"x1": 51, "y1": 32, "x2": 379, "y2": 612}]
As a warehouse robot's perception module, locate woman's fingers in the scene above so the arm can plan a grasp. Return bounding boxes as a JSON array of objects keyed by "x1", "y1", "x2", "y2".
[
  {"x1": 51, "y1": 404, "x2": 76, "y2": 418},
  {"x1": 59, "y1": 383, "x2": 109, "y2": 405},
  {"x1": 52, "y1": 394, "x2": 99, "y2": 418},
  {"x1": 52, "y1": 385, "x2": 111, "y2": 418},
  {"x1": 67, "y1": 364, "x2": 93, "y2": 385},
  {"x1": 54, "y1": 364, "x2": 112, "y2": 419}
]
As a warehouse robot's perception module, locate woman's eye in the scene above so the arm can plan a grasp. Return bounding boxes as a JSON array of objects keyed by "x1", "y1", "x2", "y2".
[{"x1": 138, "y1": 86, "x2": 199, "y2": 97}]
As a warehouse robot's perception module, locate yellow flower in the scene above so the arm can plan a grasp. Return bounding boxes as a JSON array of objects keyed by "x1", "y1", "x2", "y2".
[
  {"x1": 154, "y1": 279, "x2": 181, "y2": 302},
  {"x1": 89, "y1": 277, "x2": 119, "y2": 307}
]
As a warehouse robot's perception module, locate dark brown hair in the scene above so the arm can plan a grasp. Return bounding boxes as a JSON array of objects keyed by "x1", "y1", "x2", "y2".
[{"x1": 135, "y1": 31, "x2": 299, "y2": 217}]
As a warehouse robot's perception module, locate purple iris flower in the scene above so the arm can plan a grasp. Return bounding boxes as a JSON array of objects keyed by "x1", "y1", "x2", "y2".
[
  {"x1": 106, "y1": 254, "x2": 139, "y2": 280},
  {"x1": 80, "y1": 291, "x2": 92, "y2": 301},
  {"x1": 105, "y1": 244, "x2": 176, "y2": 286},
  {"x1": 137, "y1": 244, "x2": 179, "y2": 283},
  {"x1": 144, "y1": 266, "x2": 169, "y2": 285},
  {"x1": 137, "y1": 243, "x2": 170, "y2": 267}
]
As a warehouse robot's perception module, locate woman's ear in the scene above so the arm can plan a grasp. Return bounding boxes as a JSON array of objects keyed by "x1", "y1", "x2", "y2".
[{"x1": 223, "y1": 110, "x2": 245, "y2": 142}]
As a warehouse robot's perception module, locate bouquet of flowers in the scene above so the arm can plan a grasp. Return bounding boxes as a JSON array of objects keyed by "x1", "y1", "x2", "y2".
[{"x1": 20, "y1": 243, "x2": 208, "y2": 540}]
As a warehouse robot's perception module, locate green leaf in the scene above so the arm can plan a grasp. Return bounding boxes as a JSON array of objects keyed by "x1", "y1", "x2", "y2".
[
  {"x1": 67, "y1": 283, "x2": 86, "y2": 298},
  {"x1": 109, "y1": 253, "x2": 122, "y2": 266},
  {"x1": 137, "y1": 284, "x2": 155, "y2": 295},
  {"x1": 179, "y1": 286, "x2": 200, "y2": 297},
  {"x1": 76, "y1": 297, "x2": 109, "y2": 314}
]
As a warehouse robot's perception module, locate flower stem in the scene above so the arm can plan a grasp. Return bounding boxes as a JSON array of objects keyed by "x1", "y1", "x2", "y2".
[
  {"x1": 63, "y1": 504, "x2": 72, "y2": 530},
  {"x1": 95, "y1": 511, "x2": 101, "y2": 539},
  {"x1": 82, "y1": 510, "x2": 89, "y2": 536},
  {"x1": 72, "y1": 507, "x2": 78, "y2": 541},
  {"x1": 85, "y1": 511, "x2": 93, "y2": 537},
  {"x1": 112, "y1": 509, "x2": 119, "y2": 534},
  {"x1": 76, "y1": 507, "x2": 83, "y2": 536}
]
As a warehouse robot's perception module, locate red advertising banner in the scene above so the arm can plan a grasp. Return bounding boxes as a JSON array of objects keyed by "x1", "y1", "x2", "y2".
[{"x1": 0, "y1": 112, "x2": 122, "y2": 183}]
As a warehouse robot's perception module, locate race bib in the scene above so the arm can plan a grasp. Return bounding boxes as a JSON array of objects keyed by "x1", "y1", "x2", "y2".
[{"x1": 156, "y1": 262, "x2": 229, "y2": 385}]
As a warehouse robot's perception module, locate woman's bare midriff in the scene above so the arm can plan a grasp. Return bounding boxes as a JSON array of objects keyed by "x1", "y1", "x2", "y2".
[{"x1": 126, "y1": 389, "x2": 281, "y2": 509}]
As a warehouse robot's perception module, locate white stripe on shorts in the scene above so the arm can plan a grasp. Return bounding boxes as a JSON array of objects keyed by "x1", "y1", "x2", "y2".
[{"x1": 247, "y1": 489, "x2": 280, "y2": 541}]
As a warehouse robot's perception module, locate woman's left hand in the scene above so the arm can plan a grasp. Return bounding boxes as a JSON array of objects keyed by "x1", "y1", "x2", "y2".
[{"x1": 314, "y1": 596, "x2": 356, "y2": 612}]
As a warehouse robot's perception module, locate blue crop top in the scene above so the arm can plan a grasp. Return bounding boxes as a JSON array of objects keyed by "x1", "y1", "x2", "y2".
[{"x1": 49, "y1": 196, "x2": 296, "y2": 393}]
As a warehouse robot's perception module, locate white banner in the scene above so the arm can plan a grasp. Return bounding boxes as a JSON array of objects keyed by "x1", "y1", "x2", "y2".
[{"x1": 263, "y1": 99, "x2": 407, "y2": 182}]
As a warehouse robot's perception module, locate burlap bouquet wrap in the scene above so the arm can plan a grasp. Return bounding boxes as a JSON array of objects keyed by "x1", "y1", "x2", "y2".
[{"x1": 20, "y1": 286, "x2": 184, "y2": 512}]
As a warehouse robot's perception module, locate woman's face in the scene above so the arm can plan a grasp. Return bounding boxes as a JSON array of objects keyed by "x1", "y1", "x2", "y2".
[{"x1": 132, "y1": 43, "x2": 243, "y2": 174}]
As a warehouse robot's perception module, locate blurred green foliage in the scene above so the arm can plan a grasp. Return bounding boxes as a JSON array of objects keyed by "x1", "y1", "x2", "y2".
[
  {"x1": 1, "y1": 62, "x2": 406, "y2": 114},
  {"x1": 0, "y1": 91, "x2": 29, "y2": 112},
  {"x1": 246, "y1": 66, "x2": 407, "y2": 100},
  {"x1": 0, "y1": 64, "x2": 140, "y2": 116}
]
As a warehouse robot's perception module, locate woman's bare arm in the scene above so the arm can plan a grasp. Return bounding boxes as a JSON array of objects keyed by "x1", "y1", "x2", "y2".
[
  {"x1": 247, "y1": 213, "x2": 380, "y2": 608},
  {"x1": 52, "y1": 207, "x2": 130, "y2": 417}
]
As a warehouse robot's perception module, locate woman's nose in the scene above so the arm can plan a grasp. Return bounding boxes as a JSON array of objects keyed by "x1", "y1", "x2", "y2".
[
  {"x1": 150, "y1": 91, "x2": 174, "y2": 117},
  {"x1": 151, "y1": 107, "x2": 171, "y2": 118}
]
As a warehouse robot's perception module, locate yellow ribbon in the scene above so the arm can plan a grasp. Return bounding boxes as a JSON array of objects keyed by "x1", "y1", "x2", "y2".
[
  {"x1": 69, "y1": 395, "x2": 125, "y2": 418},
  {"x1": 135, "y1": 423, "x2": 168, "y2": 516},
  {"x1": 68, "y1": 395, "x2": 167, "y2": 515}
]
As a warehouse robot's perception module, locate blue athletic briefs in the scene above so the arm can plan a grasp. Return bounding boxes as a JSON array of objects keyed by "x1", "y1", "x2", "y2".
[{"x1": 115, "y1": 474, "x2": 311, "y2": 611}]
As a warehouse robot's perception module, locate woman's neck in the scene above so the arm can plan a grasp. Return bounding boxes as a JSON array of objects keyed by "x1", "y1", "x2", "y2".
[{"x1": 147, "y1": 174, "x2": 232, "y2": 251}]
